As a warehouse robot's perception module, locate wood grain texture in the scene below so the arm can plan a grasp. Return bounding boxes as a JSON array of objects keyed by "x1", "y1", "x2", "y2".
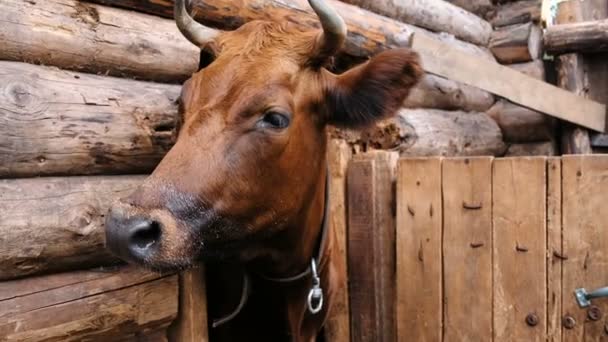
[
  {"x1": 0, "y1": 0, "x2": 200, "y2": 83},
  {"x1": 546, "y1": 158, "x2": 562, "y2": 342},
  {"x1": 88, "y1": 0, "x2": 496, "y2": 61},
  {"x1": 0, "y1": 61, "x2": 180, "y2": 177},
  {"x1": 488, "y1": 0, "x2": 542, "y2": 28},
  {"x1": 0, "y1": 175, "x2": 144, "y2": 280},
  {"x1": 0, "y1": 267, "x2": 178, "y2": 341},
  {"x1": 347, "y1": 154, "x2": 397, "y2": 342},
  {"x1": 353, "y1": 109, "x2": 506, "y2": 157},
  {"x1": 413, "y1": 33, "x2": 606, "y2": 132},
  {"x1": 508, "y1": 60, "x2": 545, "y2": 81},
  {"x1": 444, "y1": 0, "x2": 495, "y2": 18},
  {"x1": 562, "y1": 155, "x2": 608, "y2": 341},
  {"x1": 396, "y1": 158, "x2": 442, "y2": 342},
  {"x1": 168, "y1": 266, "x2": 208, "y2": 342},
  {"x1": 504, "y1": 142, "x2": 557, "y2": 156},
  {"x1": 489, "y1": 22, "x2": 543, "y2": 64},
  {"x1": 405, "y1": 74, "x2": 496, "y2": 112},
  {"x1": 545, "y1": 19, "x2": 608, "y2": 54},
  {"x1": 442, "y1": 157, "x2": 493, "y2": 341},
  {"x1": 492, "y1": 158, "x2": 546, "y2": 342},
  {"x1": 324, "y1": 139, "x2": 352, "y2": 342},
  {"x1": 487, "y1": 100, "x2": 553, "y2": 143},
  {"x1": 341, "y1": 0, "x2": 492, "y2": 45}
]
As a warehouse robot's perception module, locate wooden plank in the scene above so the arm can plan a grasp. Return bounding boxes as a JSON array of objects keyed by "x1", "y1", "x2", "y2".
[
  {"x1": 412, "y1": 33, "x2": 607, "y2": 132},
  {"x1": 546, "y1": 158, "x2": 562, "y2": 342},
  {"x1": 562, "y1": 155, "x2": 608, "y2": 341},
  {"x1": 396, "y1": 158, "x2": 442, "y2": 342},
  {"x1": 347, "y1": 153, "x2": 397, "y2": 342},
  {"x1": 544, "y1": 19, "x2": 608, "y2": 54},
  {"x1": 168, "y1": 266, "x2": 208, "y2": 342},
  {"x1": 324, "y1": 139, "x2": 352, "y2": 342},
  {"x1": 0, "y1": 61, "x2": 180, "y2": 178},
  {"x1": 492, "y1": 158, "x2": 547, "y2": 341},
  {"x1": 0, "y1": 267, "x2": 178, "y2": 341},
  {"x1": 0, "y1": 0, "x2": 200, "y2": 83},
  {"x1": 0, "y1": 175, "x2": 144, "y2": 280},
  {"x1": 442, "y1": 157, "x2": 493, "y2": 341}
]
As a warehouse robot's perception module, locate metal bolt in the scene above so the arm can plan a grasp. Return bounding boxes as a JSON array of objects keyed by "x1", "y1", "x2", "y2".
[
  {"x1": 588, "y1": 306, "x2": 602, "y2": 321},
  {"x1": 525, "y1": 313, "x2": 539, "y2": 327},
  {"x1": 563, "y1": 316, "x2": 576, "y2": 329}
]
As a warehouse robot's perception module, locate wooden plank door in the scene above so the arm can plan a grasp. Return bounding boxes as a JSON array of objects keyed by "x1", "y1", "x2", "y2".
[{"x1": 562, "y1": 155, "x2": 608, "y2": 341}]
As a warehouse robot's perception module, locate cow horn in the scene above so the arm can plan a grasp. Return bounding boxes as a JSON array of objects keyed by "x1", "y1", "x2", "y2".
[
  {"x1": 308, "y1": 0, "x2": 347, "y2": 63},
  {"x1": 174, "y1": 0, "x2": 219, "y2": 48}
]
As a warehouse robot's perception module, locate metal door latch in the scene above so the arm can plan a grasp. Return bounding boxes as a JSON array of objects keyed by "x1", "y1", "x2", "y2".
[{"x1": 575, "y1": 287, "x2": 608, "y2": 307}]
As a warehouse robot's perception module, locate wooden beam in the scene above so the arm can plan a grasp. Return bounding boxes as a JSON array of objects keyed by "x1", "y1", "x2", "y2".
[
  {"x1": 0, "y1": 175, "x2": 143, "y2": 280},
  {"x1": 487, "y1": 0, "x2": 542, "y2": 28},
  {"x1": 0, "y1": 267, "x2": 178, "y2": 341},
  {"x1": 545, "y1": 19, "x2": 608, "y2": 54},
  {"x1": 0, "y1": 0, "x2": 200, "y2": 83},
  {"x1": 412, "y1": 33, "x2": 607, "y2": 132},
  {"x1": 489, "y1": 22, "x2": 543, "y2": 64},
  {"x1": 340, "y1": 0, "x2": 493, "y2": 46},
  {"x1": 168, "y1": 266, "x2": 209, "y2": 342},
  {"x1": 0, "y1": 61, "x2": 180, "y2": 178}
]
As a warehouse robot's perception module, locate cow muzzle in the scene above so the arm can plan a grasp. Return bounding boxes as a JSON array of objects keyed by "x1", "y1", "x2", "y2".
[{"x1": 105, "y1": 204, "x2": 164, "y2": 263}]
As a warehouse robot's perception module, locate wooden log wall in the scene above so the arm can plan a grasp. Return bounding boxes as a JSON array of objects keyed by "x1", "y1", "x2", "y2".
[{"x1": 0, "y1": 0, "x2": 578, "y2": 339}]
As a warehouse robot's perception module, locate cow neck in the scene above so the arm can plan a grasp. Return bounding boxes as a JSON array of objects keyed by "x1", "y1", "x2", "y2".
[{"x1": 211, "y1": 166, "x2": 331, "y2": 328}]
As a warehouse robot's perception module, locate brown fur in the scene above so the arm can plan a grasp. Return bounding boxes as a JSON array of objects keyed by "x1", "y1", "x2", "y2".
[{"x1": 106, "y1": 19, "x2": 422, "y2": 341}]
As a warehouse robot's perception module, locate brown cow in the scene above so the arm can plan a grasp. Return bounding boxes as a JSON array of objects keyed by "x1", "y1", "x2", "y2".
[{"x1": 105, "y1": 0, "x2": 422, "y2": 340}]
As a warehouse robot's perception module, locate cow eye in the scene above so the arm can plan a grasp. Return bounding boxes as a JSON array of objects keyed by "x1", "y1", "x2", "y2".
[{"x1": 259, "y1": 111, "x2": 291, "y2": 129}]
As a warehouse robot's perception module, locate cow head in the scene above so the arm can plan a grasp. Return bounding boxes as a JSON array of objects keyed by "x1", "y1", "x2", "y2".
[{"x1": 105, "y1": 0, "x2": 422, "y2": 273}]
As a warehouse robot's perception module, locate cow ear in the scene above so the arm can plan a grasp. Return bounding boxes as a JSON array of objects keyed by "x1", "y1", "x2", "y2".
[{"x1": 325, "y1": 48, "x2": 423, "y2": 128}]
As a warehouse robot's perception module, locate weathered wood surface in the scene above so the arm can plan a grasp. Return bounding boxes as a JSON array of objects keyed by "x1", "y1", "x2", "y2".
[
  {"x1": 413, "y1": 33, "x2": 607, "y2": 132},
  {"x1": 0, "y1": 61, "x2": 180, "y2": 178},
  {"x1": 493, "y1": 158, "x2": 546, "y2": 341},
  {"x1": 350, "y1": 109, "x2": 506, "y2": 156},
  {"x1": 396, "y1": 158, "x2": 442, "y2": 342},
  {"x1": 489, "y1": 22, "x2": 543, "y2": 63},
  {"x1": 0, "y1": 267, "x2": 178, "y2": 341},
  {"x1": 347, "y1": 155, "x2": 397, "y2": 342},
  {"x1": 442, "y1": 157, "x2": 493, "y2": 341},
  {"x1": 562, "y1": 156, "x2": 608, "y2": 341},
  {"x1": 168, "y1": 266, "x2": 209, "y2": 342},
  {"x1": 444, "y1": 0, "x2": 495, "y2": 18},
  {"x1": 508, "y1": 60, "x2": 545, "y2": 80},
  {"x1": 487, "y1": 100, "x2": 553, "y2": 143},
  {"x1": 89, "y1": 0, "x2": 496, "y2": 61},
  {"x1": 340, "y1": 0, "x2": 492, "y2": 45},
  {"x1": 0, "y1": 175, "x2": 144, "y2": 280},
  {"x1": 487, "y1": 0, "x2": 541, "y2": 27},
  {"x1": 546, "y1": 158, "x2": 562, "y2": 342},
  {"x1": 504, "y1": 141, "x2": 556, "y2": 156},
  {"x1": 324, "y1": 139, "x2": 352, "y2": 342},
  {"x1": 545, "y1": 19, "x2": 608, "y2": 54},
  {"x1": 405, "y1": 74, "x2": 495, "y2": 112},
  {"x1": 0, "y1": 0, "x2": 200, "y2": 83}
]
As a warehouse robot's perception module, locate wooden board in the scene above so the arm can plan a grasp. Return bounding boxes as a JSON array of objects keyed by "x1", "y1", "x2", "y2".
[
  {"x1": 562, "y1": 155, "x2": 608, "y2": 341},
  {"x1": 546, "y1": 158, "x2": 562, "y2": 342},
  {"x1": 168, "y1": 266, "x2": 209, "y2": 342},
  {"x1": 412, "y1": 33, "x2": 606, "y2": 132},
  {"x1": 442, "y1": 157, "x2": 493, "y2": 341},
  {"x1": 324, "y1": 139, "x2": 352, "y2": 342},
  {"x1": 0, "y1": 61, "x2": 180, "y2": 177},
  {"x1": 347, "y1": 154, "x2": 396, "y2": 342},
  {"x1": 492, "y1": 158, "x2": 547, "y2": 341},
  {"x1": 0, "y1": 267, "x2": 178, "y2": 341},
  {"x1": 0, "y1": 175, "x2": 144, "y2": 280},
  {"x1": 0, "y1": 0, "x2": 200, "y2": 83},
  {"x1": 395, "y1": 158, "x2": 442, "y2": 342}
]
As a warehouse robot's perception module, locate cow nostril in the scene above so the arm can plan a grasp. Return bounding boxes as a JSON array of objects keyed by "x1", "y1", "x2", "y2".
[{"x1": 130, "y1": 221, "x2": 161, "y2": 251}]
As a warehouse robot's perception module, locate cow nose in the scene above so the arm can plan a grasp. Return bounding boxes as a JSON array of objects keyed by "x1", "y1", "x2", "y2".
[{"x1": 105, "y1": 207, "x2": 162, "y2": 262}]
